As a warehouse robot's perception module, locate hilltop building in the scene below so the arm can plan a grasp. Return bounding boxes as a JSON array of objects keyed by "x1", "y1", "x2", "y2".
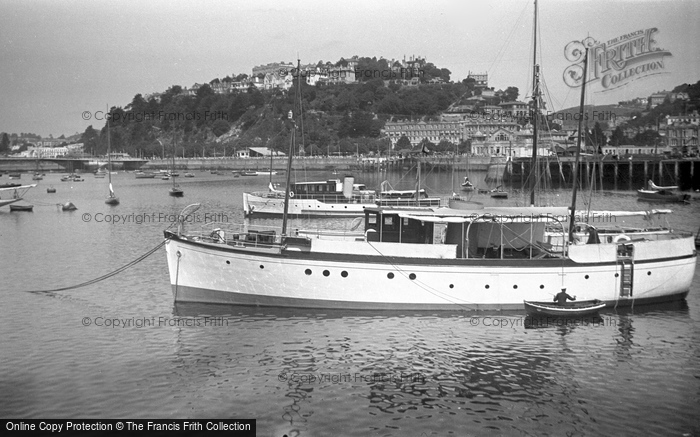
[{"x1": 467, "y1": 71, "x2": 488, "y2": 88}]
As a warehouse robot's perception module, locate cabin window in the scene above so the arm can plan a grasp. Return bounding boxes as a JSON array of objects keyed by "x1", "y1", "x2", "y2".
[{"x1": 384, "y1": 216, "x2": 394, "y2": 227}]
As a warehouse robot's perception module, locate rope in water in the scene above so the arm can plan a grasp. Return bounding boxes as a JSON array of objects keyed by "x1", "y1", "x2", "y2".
[{"x1": 25, "y1": 240, "x2": 166, "y2": 294}]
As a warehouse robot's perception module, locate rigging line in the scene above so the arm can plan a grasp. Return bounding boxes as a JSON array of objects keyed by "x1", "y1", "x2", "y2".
[
  {"x1": 18, "y1": 199, "x2": 65, "y2": 207},
  {"x1": 22, "y1": 240, "x2": 166, "y2": 294},
  {"x1": 487, "y1": 1, "x2": 531, "y2": 81},
  {"x1": 365, "y1": 241, "x2": 480, "y2": 310}
]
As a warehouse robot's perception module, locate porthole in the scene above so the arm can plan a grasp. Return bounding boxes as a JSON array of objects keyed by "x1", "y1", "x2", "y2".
[
  {"x1": 615, "y1": 273, "x2": 619, "y2": 278},
  {"x1": 449, "y1": 284, "x2": 454, "y2": 289},
  {"x1": 259, "y1": 265, "x2": 264, "y2": 269},
  {"x1": 305, "y1": 269, "x2": 312, "y2": 275},
  {"x1": 513, "y1": 285, "x2": 518, "y2": 289},
  {"x1": 647, "y1": 271, "x2": 651, "y2": 276},
  {"x1": 226, "y1": 260, "x2": 230, "y2": 265},
  {"x1": 485, "y1": 285, "x2": 490, "y2": 289},
  {"x1": 585, "y1": 275, "x2": 589, "y2": 279},
  {"x1": 539, "y1": 285, "x2": 544, "y2": 289},
  {"x1": 387, "y1": 272, "x2": 394, "y2": 279},
  {"x1": 409, "y1": 273, "x2": 416, "y2": 280},
  {"x1": 323, "y1": 270, "x2": 330, "y2": 277},
  {"x1": 341, "y1": 271, "x2": 348, "y2": 278}
]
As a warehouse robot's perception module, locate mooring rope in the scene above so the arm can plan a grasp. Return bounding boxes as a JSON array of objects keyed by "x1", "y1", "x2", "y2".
[
  {"x1": 174, "y1": 250, "x2": 181, "y2": 301},
  {"x1": 24, "y1": 240, "x2": 166, "y2": 294},
  {"x1": 16, "y1": 199, "x2": 64, "y2": 207}
]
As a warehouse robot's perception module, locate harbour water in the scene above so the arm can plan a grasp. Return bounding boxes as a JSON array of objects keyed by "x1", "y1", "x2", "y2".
[{"x1": 1, "y1": 169, "x2": 699, "y2": 436}]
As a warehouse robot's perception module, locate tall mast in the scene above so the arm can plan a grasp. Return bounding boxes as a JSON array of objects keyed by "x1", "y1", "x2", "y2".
[
  {"x1": 107, "y1": 113, "x2": 112, "y2": 185},
  {"x1": 269, "y1": 141, "x2": 274, "y2": 187},
  {"x1": 529, "y1": 0, "x2": 539, "y2": 207},
  {"x1": 172, "y1": 133, "x2": 176, "y2": 188},
  {"x1": 416, "y1": 154, "x2": 421, "y2": 206},
  {"x1": 568, "y1": 48, "x2": 589, "y2": 243},
  {"x1": 281, "y1": 58, "x2": 301, "y2": 236}
]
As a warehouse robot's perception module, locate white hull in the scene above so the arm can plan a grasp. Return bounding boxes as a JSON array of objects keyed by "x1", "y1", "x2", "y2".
[
  {"x1": 164, "y1": 231, "x2": 696, "y2": 310},
  {"x1": 243, "y1": 192, "x2": 375, "y2": 217},
  {"x1": 0, "y1": 198, "x2": 22, "y2": 207},
  {"x1": 243, "y1": 192, "x2": 441, "y2": 217}
]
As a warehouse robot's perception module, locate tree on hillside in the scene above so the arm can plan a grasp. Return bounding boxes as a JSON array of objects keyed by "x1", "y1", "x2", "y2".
[
  {"x1": 435, "y1": 139, "x2": 454, "y2": 153},
  {"x1": 395, "y1": 135, "x2": 411, "y2": 150},
  {"x1": 610, "y1": 126, "x2": 625, "y2": 147},
  {"x1": 632, "y1": 130, "x2": 661, "y2": 148},
  {"x1": 127, "y1": 94, "x2": 148, "y2": 114},
  {"x1": 586, "y1": 122, "x2": 607, "y2": 153},
  {"x1": 212, "y1": 119, "x2": 230, "y2": 137},
  {"x1": 457, "y1": 139, "x2": 471, "y2": 154},
  {"x1": 504, "y1": 87, "x2": 519, "y2": 102},
  {"x1": 196, "y1": 83, "x2": 215, "y2": 100},
  {"x1": 461, "y1": 77, "x2": 476, "y2": 94},
  {"x1": 439, "y1": 68, "x2": 451, "y2": 82},
  {"x1": 0, "y1": 133, "x2": 10, "y2": 154},
  {"x1": 80, "y1": 125, "x2": 100, "y2": 154}
]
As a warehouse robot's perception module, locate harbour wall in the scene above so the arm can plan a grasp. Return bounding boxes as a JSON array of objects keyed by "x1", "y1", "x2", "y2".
[{"x1": 2, "y1": 156, "x2": 699, "y2": 190}]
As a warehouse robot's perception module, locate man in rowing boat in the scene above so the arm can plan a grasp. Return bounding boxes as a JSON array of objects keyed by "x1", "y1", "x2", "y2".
[{"x1": 553, "y1": 288, "x2": 576, "y2": 306}]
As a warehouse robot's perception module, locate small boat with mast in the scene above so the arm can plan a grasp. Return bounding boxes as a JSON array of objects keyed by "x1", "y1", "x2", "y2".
[
  {"x1": 168, "y1": 131, "x2": 184, "y2": 197},
  {"x1": 637, "y1": 180, "x2": 690, "y2": 203},
  {"x1": 105, "y1": 113, "x2": 120, "y2": 206}
]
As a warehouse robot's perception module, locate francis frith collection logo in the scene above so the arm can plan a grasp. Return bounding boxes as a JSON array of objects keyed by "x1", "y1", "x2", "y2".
[{"x1": 563, "y1": 28, "x2": 672, "y2": 92}]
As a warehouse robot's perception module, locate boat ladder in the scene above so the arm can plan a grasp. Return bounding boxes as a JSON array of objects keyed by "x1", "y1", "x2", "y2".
[{"x1": 617, "y1": 245, "x2": 634, "y2": 298}]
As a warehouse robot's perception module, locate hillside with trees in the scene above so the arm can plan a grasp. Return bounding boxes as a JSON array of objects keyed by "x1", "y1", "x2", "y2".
[
  {"x1": 550, "y1": 80, "x2": 700, "y2": 150},
  {"x1": 80, "y1": 56, "x2": 521, "y2": 158}
]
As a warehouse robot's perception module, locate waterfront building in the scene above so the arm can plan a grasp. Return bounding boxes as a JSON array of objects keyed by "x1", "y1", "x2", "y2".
[
  {"x1": 383, "y1": 121, "x2": 462, "y2": 148},
  {"x1": 383, "y1": 115, "x2": 522, "y2": 149},
  {"x1": 36, "y1": 138, "x2": 64, "y2": 147},
  {"x1": 601, "y1": 144, "x2": 659, "y2": 156},
  {"x1": 664, "y1": 111, "x2": 699, "y2": 155},
  {"x1": 469, "y1": 128, "x2": 552, "y2": 158},
  {"x1": 234, "y1": 147, "x2": 285, "y2": 158}
]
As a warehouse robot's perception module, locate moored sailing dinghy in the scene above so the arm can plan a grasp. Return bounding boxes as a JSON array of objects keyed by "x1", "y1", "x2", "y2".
[
  {"x1": 105, "y1": 113, "x2": 120, "y2": 206},
  {"x1": 637, "y1": 180, "x2": 690, "y2": 203}
]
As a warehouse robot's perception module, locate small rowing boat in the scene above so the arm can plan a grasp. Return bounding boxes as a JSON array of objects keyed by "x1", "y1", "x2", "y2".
[
  {"x1": 523, "y1": 299, "x2": 606, "y2": 317},
  {"x1": 10, "y1": 204, "x2": 34, "y2": 212}
]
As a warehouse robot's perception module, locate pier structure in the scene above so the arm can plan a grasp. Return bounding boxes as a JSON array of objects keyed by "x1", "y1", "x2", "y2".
[{"x1": 507, "y1": 157, "x2": 700, "y2": 191}]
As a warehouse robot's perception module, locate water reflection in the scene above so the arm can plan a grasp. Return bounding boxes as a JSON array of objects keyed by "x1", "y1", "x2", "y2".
[{"x1": 171, "y1": 303, "x2": 570, "y2": 434}]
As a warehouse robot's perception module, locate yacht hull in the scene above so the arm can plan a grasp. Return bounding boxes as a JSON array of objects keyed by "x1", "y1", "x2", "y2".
[{"x1": 164, "y1": 232, "x2": 696, "y2": 310}]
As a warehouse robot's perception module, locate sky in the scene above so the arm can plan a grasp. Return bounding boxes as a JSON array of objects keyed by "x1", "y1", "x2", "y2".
[{"x1": 1, "y1": 0, "x2": 698, "y2": 138}]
